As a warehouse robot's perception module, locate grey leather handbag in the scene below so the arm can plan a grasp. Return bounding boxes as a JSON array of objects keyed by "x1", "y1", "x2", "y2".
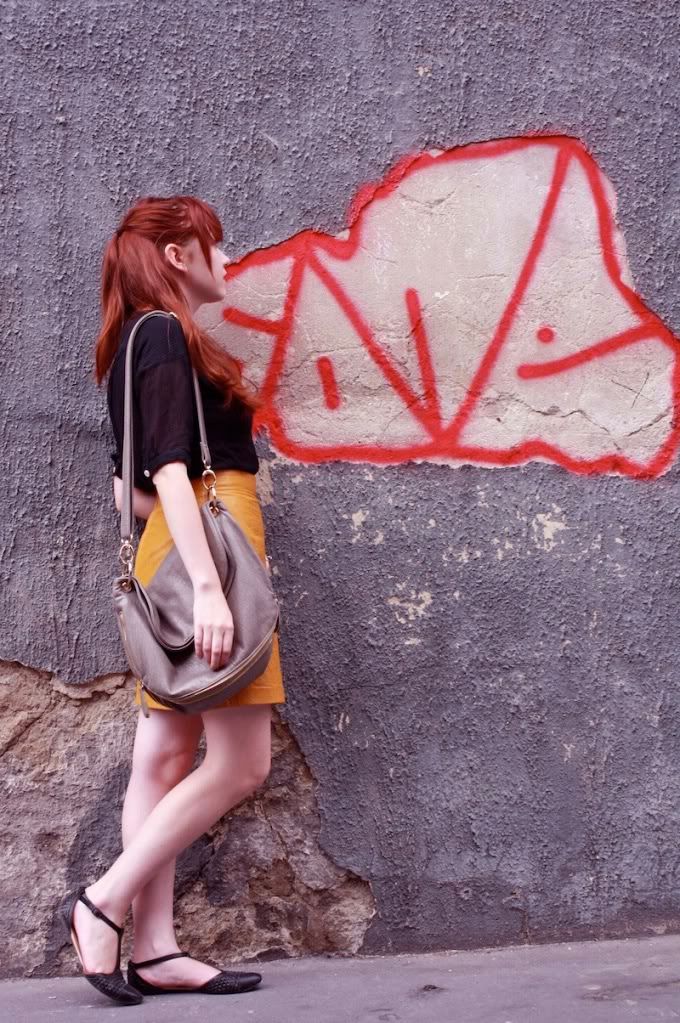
[{"x1": 112, "y1": 310, "x2": 280, "y2": 715}]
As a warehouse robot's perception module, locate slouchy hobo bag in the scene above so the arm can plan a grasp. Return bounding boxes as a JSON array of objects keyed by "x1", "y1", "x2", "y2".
[{"x1": 112, "y1": 310, "x2": 280, "y2": 715}]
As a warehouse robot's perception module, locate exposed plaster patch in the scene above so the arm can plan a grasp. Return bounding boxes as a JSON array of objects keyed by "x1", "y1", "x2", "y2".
[
  {"x1": 531, "y1": 505, "x2": 569, "y2": 552},
  {"x1": 349, "y1": 508, "x2": 370, "y2": 543},
  {"x1": 443, "y1": 544, "x2": 483, "y2": 565},
  {"x1": 387, "y1": 586, "x2": 433, "y2": 624},
  {"x1": 492, "y1": 537, "x2": 515, "y2": 561},
  {"x1": 215, "y1": 138, "x2": 678, "y2": 480},
  {"x1": 256, "y1": 459, "x2": 275, "y2": 505}
]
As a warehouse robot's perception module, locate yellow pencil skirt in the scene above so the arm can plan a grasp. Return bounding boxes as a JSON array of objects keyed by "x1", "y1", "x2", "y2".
[{"x1": 132, "y1": 468, "x2": 285, "y2": 712}]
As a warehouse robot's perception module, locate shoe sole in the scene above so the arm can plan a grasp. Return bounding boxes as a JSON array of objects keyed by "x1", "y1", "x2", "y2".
[{"x1": 127, "y1": 971, "x2": 262, "y2": 996}]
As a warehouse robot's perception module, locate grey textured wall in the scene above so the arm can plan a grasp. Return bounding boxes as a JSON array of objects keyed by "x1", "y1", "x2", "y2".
[{"x1": 2, "y1": 0, "x2": 680, "y2": 961}]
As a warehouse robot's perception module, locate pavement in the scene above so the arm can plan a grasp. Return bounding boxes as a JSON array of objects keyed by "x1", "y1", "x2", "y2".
[{"x1": 4, "y1": 934, "x2": 680, "y2": 1023}]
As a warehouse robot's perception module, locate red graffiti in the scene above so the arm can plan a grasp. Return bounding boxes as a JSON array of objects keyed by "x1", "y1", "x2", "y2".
[
  {"x1": 222, "y1": 136, "x2": 679, "y2": 479},
  {"x1": 316, "y1": 356, "x2": 341, "y2": 410}
]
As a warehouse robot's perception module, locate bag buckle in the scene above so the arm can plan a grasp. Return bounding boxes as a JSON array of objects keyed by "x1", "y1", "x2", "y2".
[
  {"x1": 118, "y1": 537, "x2": 135, "y2": 589},
  {"x1": 202, "y1": 467, "x2": 219, "y2": 513}
]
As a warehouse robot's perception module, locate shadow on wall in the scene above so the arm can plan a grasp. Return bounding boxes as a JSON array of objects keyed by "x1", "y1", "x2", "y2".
[{"x1": 203, "y1": 135, "x2": 679, "y2": 479}]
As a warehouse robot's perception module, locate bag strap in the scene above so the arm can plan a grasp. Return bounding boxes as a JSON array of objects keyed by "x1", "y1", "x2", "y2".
[{"x1": 118, "y1": 310, "x2": 215, "y2": 575}]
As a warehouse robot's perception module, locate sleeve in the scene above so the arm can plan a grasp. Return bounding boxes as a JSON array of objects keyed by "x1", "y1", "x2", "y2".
[
  {"x1": 134, "y1": 316, "x2": 196, "y2": 482},
  {"x1": 105, "y1": 374, "x2": 122, "y2": 478},
  {"x1": 110, "y1": 446, "x2": 121, "y2": 477}
]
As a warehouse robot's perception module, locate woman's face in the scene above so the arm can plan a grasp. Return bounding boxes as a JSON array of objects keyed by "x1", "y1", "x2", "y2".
[{"x1": 166, "y1": 237, "x2": 229, "y2": 309}]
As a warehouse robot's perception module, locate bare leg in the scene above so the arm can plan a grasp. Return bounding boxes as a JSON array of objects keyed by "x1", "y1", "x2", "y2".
[
  {"x1": 121, "y1": 709, "x2": 202, "y2": 961},
  {"x1": 72, "y1": 704, "x2": 272, "y2": 976}
]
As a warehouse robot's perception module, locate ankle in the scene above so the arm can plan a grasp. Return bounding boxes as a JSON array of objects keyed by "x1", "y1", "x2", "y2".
[
  {"x1": 132, "y1": 938, "x2": 182, "y2": 963},
  {"x1": 84, "y1": 883, "x2": 129, "y2": 926}
]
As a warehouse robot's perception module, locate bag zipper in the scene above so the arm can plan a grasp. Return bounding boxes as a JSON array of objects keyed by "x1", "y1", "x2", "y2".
[
  {"x1": 178, "y1": 620, "x2": 278, "y2": 705},
  {"x1": 143, "y1": 616, "x2": 279, "y2": 709}
]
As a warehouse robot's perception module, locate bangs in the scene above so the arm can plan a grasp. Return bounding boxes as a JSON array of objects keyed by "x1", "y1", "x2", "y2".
[{"x1": 186, "y1": 197, "x2": 223, "y2": 249}]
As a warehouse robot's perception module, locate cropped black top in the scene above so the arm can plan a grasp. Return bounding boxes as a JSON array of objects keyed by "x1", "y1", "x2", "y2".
[{"x1": 106, "y1": 312, "x2": 258, "y2": 494}]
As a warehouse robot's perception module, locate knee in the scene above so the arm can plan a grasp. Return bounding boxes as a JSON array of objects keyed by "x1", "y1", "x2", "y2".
[
  {"x1": 206, "y1": 750, "x2": 271, "y2": 802},
  {"x1": 243, "y1": 751, "x2": 271, "y2": 795},
  {"x1": 131, "y1": 742, "x2": 196, "y2": 790},
  {"x1": 232, "y1": 750, "x2": 272, "y2": 800}
]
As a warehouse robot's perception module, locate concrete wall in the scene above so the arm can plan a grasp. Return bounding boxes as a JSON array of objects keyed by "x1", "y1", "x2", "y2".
[{"x1": 2, "y1": 0, "x2": 680, "y2": 976}]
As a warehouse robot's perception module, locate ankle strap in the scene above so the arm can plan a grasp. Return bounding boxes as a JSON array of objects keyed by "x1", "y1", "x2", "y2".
[
  {"x1": 129, "y1": 951, "x2": 189, "y2": 969},
  {"x1": 78, "y1": 890, "x2": 124, "y2": 938}
]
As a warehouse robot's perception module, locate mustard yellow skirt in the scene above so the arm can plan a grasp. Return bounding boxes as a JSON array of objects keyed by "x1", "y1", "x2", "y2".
[{"x1": 132, "y1": 469, "x2": 285, "y2": 712}]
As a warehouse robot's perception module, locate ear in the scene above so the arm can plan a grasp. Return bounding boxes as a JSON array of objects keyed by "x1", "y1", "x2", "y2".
[{"x1": 164, "y1": 242, "x2": 187, "y2": 273}]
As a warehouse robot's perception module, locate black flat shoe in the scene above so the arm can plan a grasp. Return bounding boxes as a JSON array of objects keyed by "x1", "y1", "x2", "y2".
[
  {"x1": 127, "y1": 951, "x2": 262, "y2": 995},
  {"x1": 58, "y1": 887, "x2": 143, "y2": 1006}
]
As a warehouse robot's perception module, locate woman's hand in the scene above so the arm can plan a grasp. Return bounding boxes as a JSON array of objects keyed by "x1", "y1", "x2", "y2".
[
  {"x1": 193, "y1": 579, "x2": 234, "y2": 669},
  {"x1": 150, "y1": 463, "x2": 234, "y2": 669}
]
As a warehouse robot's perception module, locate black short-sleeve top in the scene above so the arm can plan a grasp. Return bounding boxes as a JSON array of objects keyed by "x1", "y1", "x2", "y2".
[{"x1": 106, "y1": 312, "x2": 258, "y2": 494}]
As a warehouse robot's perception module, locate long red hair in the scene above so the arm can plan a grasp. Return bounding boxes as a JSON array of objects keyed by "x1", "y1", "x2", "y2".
[{"x1": 94, "y1": 195, "x2": 262, "y2": 413}]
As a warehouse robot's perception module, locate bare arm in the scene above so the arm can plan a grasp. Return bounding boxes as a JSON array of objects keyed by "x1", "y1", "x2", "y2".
[
  {"x1": 113, "y1": 475, "x2": 157, "y2": 520},
  {"x1": 150, "y1": 461, "x2": 233, "y2": 669}
]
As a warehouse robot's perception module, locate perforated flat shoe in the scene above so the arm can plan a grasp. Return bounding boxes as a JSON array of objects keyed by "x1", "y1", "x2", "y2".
[
  {"x1": 127, "y1": 951, "x2": 262, "y2": 995},
  {"x1": 58, "y1": 887, "x2": 143, "y2": 1006}
]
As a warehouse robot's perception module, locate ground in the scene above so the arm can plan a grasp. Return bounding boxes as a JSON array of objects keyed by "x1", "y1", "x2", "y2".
[{"x1": 4, "y1": 934, "x2": 680, "y2": 1022}]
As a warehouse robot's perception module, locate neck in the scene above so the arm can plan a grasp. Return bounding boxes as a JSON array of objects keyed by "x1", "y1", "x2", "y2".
[{"x1": 179, "y1": 283, "x2": 202, "y2": 316}]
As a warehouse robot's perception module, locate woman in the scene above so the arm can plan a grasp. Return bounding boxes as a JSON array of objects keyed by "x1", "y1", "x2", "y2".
[{"x1": 59, "y1": 196, "x2": 285, "y2": 1005}]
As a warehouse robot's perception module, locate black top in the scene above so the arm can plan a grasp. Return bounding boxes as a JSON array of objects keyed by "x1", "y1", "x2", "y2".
[{"x1": 106, "y1": 312, "x2": 258, "y2": 494}]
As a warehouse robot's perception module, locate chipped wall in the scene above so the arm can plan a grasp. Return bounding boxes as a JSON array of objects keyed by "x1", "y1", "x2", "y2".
[
  {"x1": 0, "y1": 666, "x2": 373, "y2": 977},
  {"x1": 2, "y1": 0, "x2": 680, "y2": 974},
  {"x1": 210, "y1": 137, "x2": 678, "y2": 476}
]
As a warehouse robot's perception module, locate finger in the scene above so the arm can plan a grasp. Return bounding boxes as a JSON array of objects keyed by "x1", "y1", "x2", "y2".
[
  {"x1": 219, "y1": 636, "x2": 232, "y2": 668},
  {"x1": 223, "y1": 630, "x2": 233, "y2": 658},
  {"x1": 195, "y1": 624, "x2": 204, "y2": 659},
  {"x1": 211, "y1": 632, "x2": 226, "y2": 670},
  {"x1": 202, "y1": 626, "x2": 213, "y2": 663}
]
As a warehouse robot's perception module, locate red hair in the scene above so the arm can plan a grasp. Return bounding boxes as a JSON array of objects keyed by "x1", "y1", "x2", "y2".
[{"x1": 93, "y1": 195, "x2": 262, "y2": 413}]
